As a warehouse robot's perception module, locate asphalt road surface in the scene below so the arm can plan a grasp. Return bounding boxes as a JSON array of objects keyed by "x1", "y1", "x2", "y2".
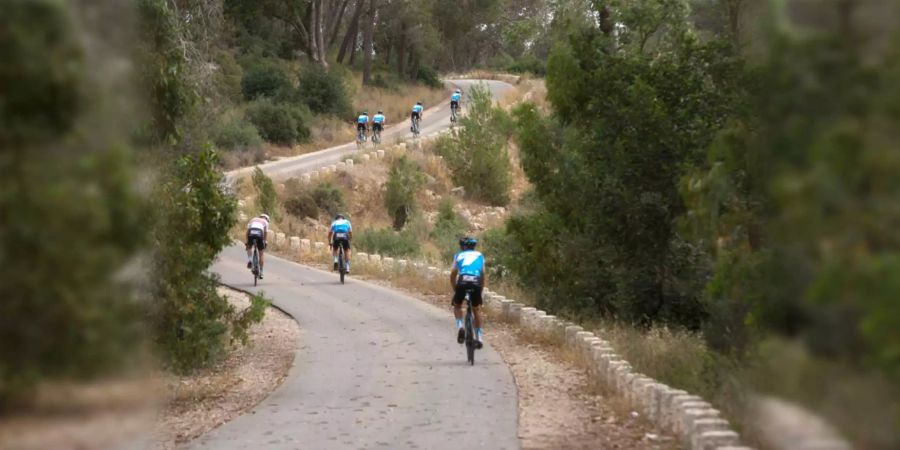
[
  {"x1": 197, "y1": 246, "x2": 519, "y2": 450},
  {"x1": 202, "y1": 80, "x2": 520, "y2": 449}
]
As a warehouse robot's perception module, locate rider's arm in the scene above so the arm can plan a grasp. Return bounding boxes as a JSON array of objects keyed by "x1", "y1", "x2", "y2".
[
  {"x1": 481, "y1": 262, "x2": 487, "y2": 288},
  {"x1": 449, "y1": 267, "x2": 458, "y2": 289}
]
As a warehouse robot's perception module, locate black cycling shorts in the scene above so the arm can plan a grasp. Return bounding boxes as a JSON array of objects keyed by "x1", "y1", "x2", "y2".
[
  {"x1": 357, "y1": 123, "x2": 367, "y2": 131},
  {"x1": 450, "y1": 100, "x2": 459, "y2": 109},
  {"x1": 411, "y1": 111, "x2": 421, "y2": 120},
  {"x1": 452, "y1": 281, "x2": 483, "y2": 307},
  {"x1": 332, "y1": 237, "x2": 350, "y2": 251},
  {"x1": 246, "y1": 230, "x2": 266, "y2": 251},
  {"x1": 373, "y1": 123, "x2": 383, "y2": 132}
]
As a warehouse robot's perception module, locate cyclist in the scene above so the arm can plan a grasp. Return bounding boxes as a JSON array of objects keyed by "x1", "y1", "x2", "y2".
[
  {"x1": 329, "y1": 213, "x2": 353, "y2": 273},
  {"x1": 246, "y1": 213, "x2": 270, "y2": 279},
  {"x1": 410, "y1": 101, "x2": 424, "y2": 131},
  {"x1": 372, "y1": 110, "x2": 386, "y2": 139},
  {"x1": 449, "y1": 236, "x2": 486, "y2": 348},
  {"x1": 356, "y1": 111, "x2": 369, "y2": 141},
  {"x1": 450, "y1": 89, "x2": 462, "y2": 118}
]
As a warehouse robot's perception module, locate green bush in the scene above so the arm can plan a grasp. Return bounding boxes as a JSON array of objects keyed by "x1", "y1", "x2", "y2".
[
  {"x1": 311, "y1": 182, "x2": 346, "y2": 216},
  {"x1": 297, "y1": 65, "x2": 352, "y2": 117},
  {"x1": 434, "y1": 84, "x2": 512, "y2": 206},
  {"x1": 431, "y1": 199, "x2": 467, "y2": 260},
  {"x1": 240, "y1": 59, "x2": 293, "y2": 101},
  {"x1": 355, "y1": 228, "x2": 421, "y2": 258},
  {"x1": 251, "y1": 167, "x2": 277, "y2": 219},
  {"x1": 283, "y1": 179, "x2": 318, "y2": 219},
  {"x1": 415, "y1": 65, "x2": 442, "y2": 89},
  {"x1": 384, "y1": 155, "x2": 425, "y2": 229},
  {"x1": 245, "y1": 98, "x2": 311, "y2": 145},
  {"x1": 0, "y1": 0, "x2": 148, "y2": 404},
  {"x1": 211, "y1": 114, "x2": 263, "y2": 151},
  {"x1": 150, "y1": 149, "x2": 267, "y2": 373}
]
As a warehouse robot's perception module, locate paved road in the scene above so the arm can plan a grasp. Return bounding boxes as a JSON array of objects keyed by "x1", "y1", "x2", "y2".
[
  {"x1": 197, "y1": 246, "x2": 519, "y2": 450},
  {"x1": 201, "y1": 80, "x2": 520, "y2": 449},
  {"x1": 227, "y1": 79, "x2": 514, "y2": 180}
]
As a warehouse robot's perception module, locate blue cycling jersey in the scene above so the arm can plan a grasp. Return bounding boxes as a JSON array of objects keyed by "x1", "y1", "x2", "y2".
[
  {"x1": 451, "y1": 93, "x2": 461, "y2": 102},
  {"x1": 357, "y1": 115, "x2": 369, "y2": 124},
  {"x1": 452, "y1": 250, "x2": 484, "y2": 278},
  {"x1": 331, "y1": 219, "x2": 352, "y2": 233},
  {"x1": 412, "y1": 104, "x2": 424, "y2": 113},
  {"x1": 373, "y1": 114, "x2": 385, "y2": 124}
]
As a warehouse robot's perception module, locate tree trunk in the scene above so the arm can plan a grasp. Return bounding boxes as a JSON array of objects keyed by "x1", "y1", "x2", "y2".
[
  {"x1": 361, "y1": 0, "x2": 377, "y2": 85},
  {"x1": 396, "y1": 23, "x2": 406, "y2": 76},
  {"x1": 337, "y1": 0, "x2": 364, "y2": 64},
  {"x1": 327, "y1": 0, "x2": 351, "y2": 47},
  {"x1": 315, "y1": 0, "x2": 328, "y2": 66}
]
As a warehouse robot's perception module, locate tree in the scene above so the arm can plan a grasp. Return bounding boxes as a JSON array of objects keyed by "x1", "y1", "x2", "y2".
[{"x1": 384, "y1": 155, "x2": 424, "y2": 229}]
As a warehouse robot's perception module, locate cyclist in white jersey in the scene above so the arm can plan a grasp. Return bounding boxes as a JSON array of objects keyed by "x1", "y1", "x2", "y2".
[{"x1": 245, "y1": 213, "x2": 270, "y2": 278}]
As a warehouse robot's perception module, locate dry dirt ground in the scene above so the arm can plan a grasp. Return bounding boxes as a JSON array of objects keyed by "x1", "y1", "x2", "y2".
[
  {"x1": 151, "y1": 288, "x2": 300, "y2": 449},
  {"x1": 0, "y1": 288, "x2": 300, "y2": 450}
]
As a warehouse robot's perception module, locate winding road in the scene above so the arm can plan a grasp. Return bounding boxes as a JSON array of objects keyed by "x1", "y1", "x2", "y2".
[{"x1": 200, "y1": 79, "x2": 519, "y2": 449}]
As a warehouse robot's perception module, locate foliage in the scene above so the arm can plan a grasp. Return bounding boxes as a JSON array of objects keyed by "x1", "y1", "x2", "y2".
[
  {"x1": 283, "y1": 179, "x2": 318, "y2": 219},
  {"x1": 508, "y1": 2, "x2": 741, "y2": 326},
  {"x1": 150, "y1": 149, "x2": 267, "y2": 373},
  {"x1": 434, "y1": 84, "x2": 512, "y2": 206},
  {"x1": 211, "y1": 114, "x2": 263, "y2": 151},
  {"x1": 0, "y1": 0, "x2": 147, "y2": 403},
  {"x1": 431, "y1": 199, "x2": 468, "y2": 260},
  {"x1": 384, "y1": 155, "x2": 425, "y2": 229},
  {"x1": 415, "y1": 65, "x2": 442, "y2": 88},
  {"x1": 311, "y1": 182, "x2": 346, "y2": 217},
  {"x1": 251, "y1": 167, "x2": 277, "y2": 219},
  {"x1": 136, "y1": 0, "x2": 196, "y2": 144},
  {"x1": 355, "y1": 228, "x2": 421, "y2": 258},
  {"x1": 240, "y1": 59, "x2": 293, "y2": 101},
  {"x1": 297, "y1": 65, "x2": 352, "y2": 118},
  {"x1": 245, "y1": 98, "x2": 311, "y2": 145}
]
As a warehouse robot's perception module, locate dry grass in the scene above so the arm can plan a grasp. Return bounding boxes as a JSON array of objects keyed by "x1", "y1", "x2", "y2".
[{"x1": 350, "y1": 73, "x2": 449, "y2": 127}]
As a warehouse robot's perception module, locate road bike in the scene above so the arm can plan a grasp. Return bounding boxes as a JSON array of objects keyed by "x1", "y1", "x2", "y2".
[
  {"x1": 450, "y1": 102, "x2": 459, "y2": 124},
  {"x1": 356, "y1": 127, "x2": 367, "y2": 149},
  {"x1": 410, "y1": 116, "x2": 420, "y2": 138},
  {"x1": 333, "y1": 238, "x2": 348, "y2": 284},
  {"x1": 462, "y1": 286, "x2": 478, "y2": 365},
  {"x1": 250, "y1": 245, "x2": 261, "y2": 286},
  {"x1": 371, "y1": 126, "x2": 382, "y2": 148}
]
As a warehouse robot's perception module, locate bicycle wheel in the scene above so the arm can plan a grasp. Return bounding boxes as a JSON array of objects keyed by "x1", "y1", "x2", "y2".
[
  {"x1": 338, "y1": 248, "x2": 345, "y2": 284},
  {"x1": 465, "y1": 305, "x2": 475, "y2": 365},
  {"x1": 252, "y1": 248, "x2": 259, "y2": 286}
]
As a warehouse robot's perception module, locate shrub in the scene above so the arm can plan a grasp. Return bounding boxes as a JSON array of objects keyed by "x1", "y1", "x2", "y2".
[
  {"x1": 297, "y1": 65, "x2": 352, "y2": 117},
  {"x1": 283, "y1": 179, "x2": 318, "y2": 219},
  {"x1": 245, "y1": 98, "x2": 311, "y2": 145},
  {"x1": 311, "y1": 182, "x2": 345, "y2": 216},
  {"x1": 431, "y1": 199, "x2": 467, "y2": 260},
  {"x1": 213, "y1": 50, "x2": 243, "y2": 102},
  {"x1": 434, "y1": 84, "x2": 512, "y2": 206},
  {"x1": 251, "y1": 167, "x2": 277, "y2": 219},
  {"x1": 211, "y1": 114, "x2": 263, "y2": 151},
  {"x1": 384, "y1": 155, "x2": 425, "y2": 229},
  {"x1": 415, "y1": 65, "x2": 442, "y2": 89},
  {"x1": 355, "y1": 228, "x2": 420, "y2": 257},
  {"x1": 150, "y1": 149, "x2": 267, "y2": 373},
  {"x1": 240, "y1": 60, "x2": 293, "y2": 101}
]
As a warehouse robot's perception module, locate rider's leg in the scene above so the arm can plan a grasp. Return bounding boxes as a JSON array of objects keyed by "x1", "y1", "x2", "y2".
[
  {"x1": 452, "y1": 287, "x2": 465, "y2": 343},
  {"x1": 473, "y1": 287, "x2": 484, "y2": 343},
  {"x1": 332, "y1": 242, "x2": 339, "y2": 270},
  {"x1": 345, "y1": 245, "x2": 351, "y2": 271}
]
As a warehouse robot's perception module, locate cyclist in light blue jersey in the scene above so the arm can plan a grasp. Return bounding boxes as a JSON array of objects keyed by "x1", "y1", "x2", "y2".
[
  {"x1": 411, "y1": 102, "x2": 424, "y2": 122},
  {"x1": 372, "y1": 110, "x2": 386, "y2": 134},
  {"x1": 356, "y1": 111, "x2": 369, "y2": 141},
  {"x1": 449, "y1": 236, "x2": 487, "y2": 348},
  {"x1": 329, "y1": 214, "x2": 353, "y2": 273},
  {"x1": 450, "y1": 89, "x2": 462, "y2": 110}
]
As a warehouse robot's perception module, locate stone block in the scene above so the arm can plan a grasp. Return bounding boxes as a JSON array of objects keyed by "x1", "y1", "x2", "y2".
[
  {"x1": 362, "y1": 154, "x2": 371, "y2": 161},
  {"x1": 508, "y1": 303, "x2": 524, "y2": 323},
  {"x1": 697, "y1": 431, "x2": 740, "y2": 450},
  {"x1": 689, "y1": 419, "x2": 731, "y2": 450},
  {"x1": 345, "y1": 159, "x2": 354, "y2": 167},
  {"x1": 276, "y1": 232, "x2": 286, "y2": 245},
  {"x1": 356, "y1": 252, "x2": 368, "y2": 261},
  {"x1": 376, "y1": 149, "x2": 385, "y2": 158},
  {"x1": 289, "y1": 236, "x2": 300, "y2": 249},
  {"x1": 565, "y1": 326, "x2": 584, "y2": 347}
]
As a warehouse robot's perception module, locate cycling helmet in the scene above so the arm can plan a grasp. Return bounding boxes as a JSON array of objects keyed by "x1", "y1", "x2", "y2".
[
  {"x1": 334, "y1": 213, "x2": 345, "y2": 220},
  {"x1": 416, "y1": 101, "x2": 422, "y2": 105},
  {"x1": 260, "y1": 213, "x2": 270, "y2": 221},
  {"x1": 363, "y1": 111, "x2": 368, "y2": 115},
  {"x1": 459, "y1": 236, "x2": 477, "y2": 250},
  {"x1": 455, "y1": 88, "x2": 461, "y2": 93},
  {"x1": 377, "y1": 110, "x2": 383, "y2": 114}
]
